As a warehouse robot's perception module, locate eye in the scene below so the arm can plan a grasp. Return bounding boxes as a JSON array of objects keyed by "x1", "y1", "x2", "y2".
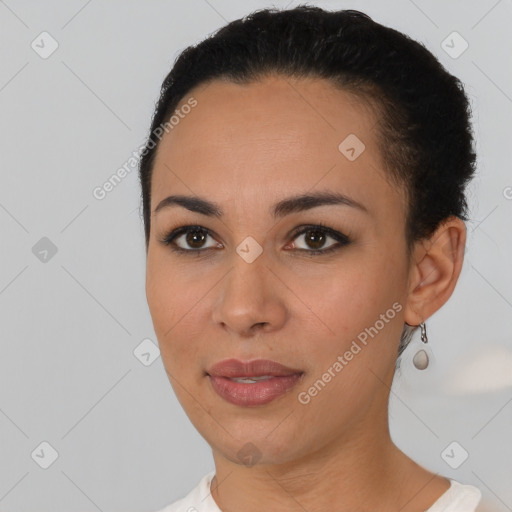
[
  {"x1": 159, "y1": 225, "x2": 222, "y2": 255},
  {"x1": 159, "y1": 223, "x2": 351, "y2": 256},
  {"x1": 286, "y1": 223, "x2": 350, "y2": 255}
]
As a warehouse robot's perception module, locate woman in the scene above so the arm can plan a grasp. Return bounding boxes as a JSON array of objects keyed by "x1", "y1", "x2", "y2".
[{"x1": 140, "y1": 5, "x2": 485, "y2": 511}]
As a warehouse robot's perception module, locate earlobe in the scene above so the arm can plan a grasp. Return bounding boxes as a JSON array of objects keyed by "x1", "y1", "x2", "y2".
[{"x1": 403, "y1": 216, "x2": 467, "y2": 326}]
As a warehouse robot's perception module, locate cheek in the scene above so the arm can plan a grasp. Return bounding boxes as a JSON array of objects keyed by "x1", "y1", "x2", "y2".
[
  {"x1": 145, "y1": 255, "x2": 213, "y2": 370},
  {"x1": 146, "y1": 256, "x2": 200, "y2": 358},
  {"x1": 146, "y1": 251, "x2": 195, "y2": 323},
  {"x1": 294, "y1": 263, "x2": 397, "y2": 333},
  {"x1": 290, "y1": 256, "x2": 406, "y2": 368}
]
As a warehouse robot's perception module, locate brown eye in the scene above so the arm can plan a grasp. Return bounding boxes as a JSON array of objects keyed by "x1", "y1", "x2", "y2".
[
  {"x1": 289, "y1": 224, "x2": 350, "y2": 254},
  {"x1": 160, "y1": 225, "x2": 221, "y2": 252},
  {"x1": 184, "y1": 228, "x2": 208, "y2": 249},
  {"x1": 302, "y1": 228, "x2": 328, "y2": 250},
  {"x1": 160, "y1": 223, "x2": 350, "y2": 257}
]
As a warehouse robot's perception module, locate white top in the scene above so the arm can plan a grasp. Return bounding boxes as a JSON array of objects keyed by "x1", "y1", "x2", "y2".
[{"x1": 152, "y1": 471, "x2": 483, "y2": 512}]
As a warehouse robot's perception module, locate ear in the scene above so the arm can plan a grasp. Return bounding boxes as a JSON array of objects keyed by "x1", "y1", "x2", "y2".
[{"x1": 403, "y1": 216, "x2": 467, "y2": 326}]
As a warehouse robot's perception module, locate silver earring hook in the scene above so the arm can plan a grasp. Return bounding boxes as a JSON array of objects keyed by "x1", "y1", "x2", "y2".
[{"x1": 420, "y1": 322, "x2": 428, "y2": 344}]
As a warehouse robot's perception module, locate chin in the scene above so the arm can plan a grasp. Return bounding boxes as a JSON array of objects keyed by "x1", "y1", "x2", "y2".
[{"x1": 207, "y1": 425, "x2": 314, "y2": 468}]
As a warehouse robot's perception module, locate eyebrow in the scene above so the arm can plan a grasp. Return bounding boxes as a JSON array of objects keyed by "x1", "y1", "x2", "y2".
[{"x1": 153, "y1": 190, "x2": 369, "y2": 219}]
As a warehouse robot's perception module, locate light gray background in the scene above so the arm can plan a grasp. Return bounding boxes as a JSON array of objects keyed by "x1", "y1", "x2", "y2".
[{"x1": 0, "y1": 0, "x2": 511, "y2": 511}]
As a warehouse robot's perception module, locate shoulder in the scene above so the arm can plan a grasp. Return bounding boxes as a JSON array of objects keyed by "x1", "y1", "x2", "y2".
[
  {"x1": 474, "y1": 497, "x2": 502, "y2": 512},
  {"x1": 426, "y1": 478, "x2": 482, "y2": 512},
  {"x1": 150, "y1": 471, "x2": 217, "y2": 512}
]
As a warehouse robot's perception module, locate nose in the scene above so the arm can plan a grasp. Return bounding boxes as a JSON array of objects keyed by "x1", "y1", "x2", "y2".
[{"x1": 210, "y1": 252, "x2": 288, "y2": 338}]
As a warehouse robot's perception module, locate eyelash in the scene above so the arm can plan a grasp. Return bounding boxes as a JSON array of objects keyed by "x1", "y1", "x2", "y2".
[{"x1": 159, "y1": 222, "x2": 351, "y2": 258}]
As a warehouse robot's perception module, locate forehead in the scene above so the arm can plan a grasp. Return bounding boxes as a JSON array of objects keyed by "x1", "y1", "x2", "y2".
[{"x1": 150, "y1": 75, "x2": 402, "y2": 217}]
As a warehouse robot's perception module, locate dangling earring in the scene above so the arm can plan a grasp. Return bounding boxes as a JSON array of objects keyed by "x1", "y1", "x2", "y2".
[{"x1": 413, "y1": 322, "x2": 429, "y2": 370}]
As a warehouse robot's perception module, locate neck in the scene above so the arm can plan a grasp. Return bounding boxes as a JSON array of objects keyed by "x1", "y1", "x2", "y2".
[{"x1": 210, "y1": 420, "x2": 444, "y2": 510}]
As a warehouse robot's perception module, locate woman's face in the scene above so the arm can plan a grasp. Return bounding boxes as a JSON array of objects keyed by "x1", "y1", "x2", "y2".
[{"x1": 146, "y1": 75, "x2": 412, "y2": 466}]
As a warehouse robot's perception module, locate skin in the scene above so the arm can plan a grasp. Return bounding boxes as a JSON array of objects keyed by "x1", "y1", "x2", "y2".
[{"x1": 145, "y1": 74, "x2": 467, "y2": 511}]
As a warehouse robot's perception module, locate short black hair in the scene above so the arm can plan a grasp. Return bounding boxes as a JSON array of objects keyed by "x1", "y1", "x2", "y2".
[{"x1": 138, "y1": 4, "x2": 477, "y2": 359}]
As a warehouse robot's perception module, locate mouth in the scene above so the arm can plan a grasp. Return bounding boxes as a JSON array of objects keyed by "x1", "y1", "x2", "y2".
[
  {"x1": 229, "y1": 375, "x2": 276, "y2": 383},
  {"x1": 207, "y1": 358, "x2": 303, "y2": 378},
  {"x1": 206, "y1": 358, "x2": 304, "y2": 406}
]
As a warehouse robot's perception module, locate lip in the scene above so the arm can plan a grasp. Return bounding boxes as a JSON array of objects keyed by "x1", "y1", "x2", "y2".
[
  {"x1": 207, "y1": 358, "x2": 304, "y2": 406},
  {"x1": 207, "y1": 358, "x2": 303, "y2": 378}
]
